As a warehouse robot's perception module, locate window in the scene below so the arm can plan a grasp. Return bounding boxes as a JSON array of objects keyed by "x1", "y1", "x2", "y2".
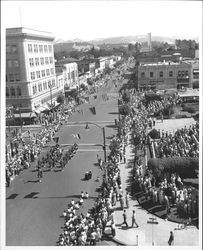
[
  {"x1": 15, "y1": 74, "x2": 20, "y2": 81},
  {"x1": 32, "y1": 84, "x2": 37, "y2": 95},
  {"x1": 50, "y1": 68, "x2": 54, "y2": 75},
  {"x1": 34, "y1": 44, "x2": 38, "y2": 53},
  {"x1": 169, "y1": 71, "x2": 173, "y2": 77},
  {"x1": 38, "y1": 83, "x2": 41, "y2": 92},
  {"x1": 159, "y1": 71, "x2": 163, "y2": 77},
  {"x1": 44, "y1": 45, "x2": 48, "y2": 52},
  {"x1": 12, "y1": 45, "x2": 17, "y2": 53},
  {"x1": 6, "y1": 45, "x2": 11, "y2": 53},
  {"x1": 6, "y1": 87, "x2": 9, "y2": 97},
  {"x1": 48, "y1": 80, "x2": 51, "y2": 88},
  {"x1": 32, "y1": 86, "x2": 35, "y2": 95},
  {"x1": 178, "y1": 71, "x2": 181, "y2": 77},
  {"x1": 39, "y1": 45, "x2": 43, "y2": 53},
  {"x1": 35, "y1": 58, "x2": 40, "y2": 66},
  {"x1": 52, "y1": 79, "x2": 55, "y2": 87},
  {"x1": 40, "y1": 57, "x2": 44, "y2": 65},
  {"x1": 43, "y1": 81, "x2": 47, "y2": 90},
  {"x1": 10, "y1": 87, "x2": 15, "y2": 96},
  {"x1": 16, "y1": 86, "x2": 22, "y2": 96},
  {"x1": 41, "y1": 70, "x2": 45, "y2": 77},
  {"x1": 71, "y1": 71, "x2": 75, "y2": 81},
  {"x1": 29, "y1": 58, "x2": 34, "y2": 67},
  {"x1": 185, "y1": 71, "x2": 189, "y2": 76},
  {"x1": 48, "y1": 45, "x2": 52, "y2": 53},
  {"x1": 49, "y1": 57, "x2": 53, "y2": 64},
  {"x1": 141, "y1": 72, "x2": 145, "y2": 78},
  {"x1": 45, "y1": 57, "x2": 49, "y2": 64},
  {"x1": 36, "y1": 71, "x2": 41, "y2": 78},
  {"x1": 46, "y1": 69, "x2": 50, "y2": 76},
  {"x1": 7, "y1": 60, "x2": 12, "y2": 68},
  {"x1": 181, "y1": 71, "x2": 185, "y2": 77},
  {"x1": 9, "y1": 74, "x2": 14, "y2": 82},
  {"x1": 150, "y1": 72, "x2": 154, "y2": 78},
  {"x1": 31, "y1": 72, "x2": 35, "y2": 80},
  {"x1": 28, "y1": 44, "x2": 33, "y2": 53},
  {"x1": 13, "y1": 60, "x2": 19, "y2": 67}
]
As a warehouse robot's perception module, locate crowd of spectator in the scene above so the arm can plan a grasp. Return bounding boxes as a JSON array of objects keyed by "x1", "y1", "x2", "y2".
[
  {"x1": 120, "y1": 88, "x2": 199, "y2": 222},
  {"x1": 153, "y1": 123, "x2": 199, "y2": 158},
  {"x1": 145, "y1": 94, "x2": 181, "y2": 117}
]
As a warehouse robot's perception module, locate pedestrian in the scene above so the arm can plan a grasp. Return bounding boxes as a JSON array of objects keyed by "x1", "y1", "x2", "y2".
[
  {"x1": 125, "y1": 191, "x2": 130, "y2": 208},
  {"x1": 168, "y1": 231, "x2": 174, "y2": 245},
  {"x1": 111, "y1": 222, "x2": 116, "y2": 237},
  {"x1": 121, "y1": 210, "x2": 128, "y2": 228},
  {"x1": 131, "y1": 210, "x2": 139, "y2": 228},
  {"x1": 120, "y1": 195, "x2": 124, "y2": 210},
  {"x1": 161, "y1": 113, "x2": 163, "y2": 123}
]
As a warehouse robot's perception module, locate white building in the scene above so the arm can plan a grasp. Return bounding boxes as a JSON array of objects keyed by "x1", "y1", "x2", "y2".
[{"x1": 6, "y1": 27, "x2": 60, "y2": 113}]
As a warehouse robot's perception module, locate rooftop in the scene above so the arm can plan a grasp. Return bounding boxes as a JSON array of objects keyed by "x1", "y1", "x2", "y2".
[{"x1": 6, "y1": 27, "x2": 55, "y2": 40}]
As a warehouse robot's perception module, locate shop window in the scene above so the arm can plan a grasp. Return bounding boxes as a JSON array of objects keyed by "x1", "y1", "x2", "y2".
[
  {"x1": 10, "y1": 87, "x2": 15, "y2": 96},
  {"x1": 6, "y1": 87, "x2": 9, "y2": 97},
  {"x1": 16, "y1": 86, "x2": 22, "y2": 96}
]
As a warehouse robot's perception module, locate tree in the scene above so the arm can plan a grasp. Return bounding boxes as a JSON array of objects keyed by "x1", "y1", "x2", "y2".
[
  {"x1": 119, "y1": 104, "x2": 130, "y2": 116},
  {"x1": 56, "y1": 93, "x2": 65, "y2": 104},
  {"x1": 148, "y1": 157, "x2": 199, "y2": 181},
  {"x1": 80, "y1": 83, "x2": 88, "y2": 91},
  {"x1": 128, "y1": 43, "x2": 134, "y2": 51},
  {"x1": 122, "y1": 89, "x2": 131, "y2": 103}
]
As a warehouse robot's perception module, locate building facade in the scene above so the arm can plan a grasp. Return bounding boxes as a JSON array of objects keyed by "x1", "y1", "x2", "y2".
[
  {"x1": 6, "y1": 27, "x2": 59, "y2": 113},
  {"x1": 138, "y1": 61, "x2": 192, "y2": 90}
]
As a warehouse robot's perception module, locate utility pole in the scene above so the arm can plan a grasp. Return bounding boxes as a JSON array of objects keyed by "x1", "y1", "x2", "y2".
[
  {"x1": 102, "y1": 127, "x2": 107, "y2": 162},
  {"x1": 147, "y1": 216, "x2": 158, "y2": 246}
]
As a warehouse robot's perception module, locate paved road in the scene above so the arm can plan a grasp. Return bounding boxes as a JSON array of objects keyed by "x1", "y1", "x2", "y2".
[{"x1": 6, "y1": 70, "x2": 125, "y2": 246}]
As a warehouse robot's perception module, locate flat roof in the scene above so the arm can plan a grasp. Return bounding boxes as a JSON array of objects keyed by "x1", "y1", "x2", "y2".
[{"x1": 6, "y1": 27, "x2": 54, "y2": 40}]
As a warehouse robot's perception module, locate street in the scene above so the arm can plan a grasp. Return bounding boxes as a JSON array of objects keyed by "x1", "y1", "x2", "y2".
[{"x1": 6, "y1": 71, "x2": 125, "y2": 246}]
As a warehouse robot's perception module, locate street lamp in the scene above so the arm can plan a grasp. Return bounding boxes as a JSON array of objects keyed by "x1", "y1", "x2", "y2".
[
  {"x1": 85, "y1": 121, "x2": 107, "y2": 162},
  {"x1": 48, "y1": 81, "x2": 53, "y2": 107}
]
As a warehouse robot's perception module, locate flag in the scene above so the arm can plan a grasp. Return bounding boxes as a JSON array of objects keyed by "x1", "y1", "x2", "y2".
[
  {"x1": 53, "y1": 137, "x2": 59, "y2": 143},
  {"x1": 72, "y1": 134, "x2": 81, "y2": 139}
]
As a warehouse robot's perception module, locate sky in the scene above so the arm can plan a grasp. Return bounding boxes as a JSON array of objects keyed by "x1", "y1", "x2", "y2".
[{"x1": 1, "y1": 1, "x2": 202, "y2": 41}]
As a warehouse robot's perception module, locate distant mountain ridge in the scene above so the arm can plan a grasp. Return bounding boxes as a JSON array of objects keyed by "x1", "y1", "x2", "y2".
[{"x1": 54, "y1": 34, "x2": 199, "y2": 53}]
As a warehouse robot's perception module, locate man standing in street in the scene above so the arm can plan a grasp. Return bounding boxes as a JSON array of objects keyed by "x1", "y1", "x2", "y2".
[
  {"x1": 131, "y1": 210, "x2": 139, "y2": 228},
  {"x1": 121, "y1": 210, "x2": 128, "y2": 228}
]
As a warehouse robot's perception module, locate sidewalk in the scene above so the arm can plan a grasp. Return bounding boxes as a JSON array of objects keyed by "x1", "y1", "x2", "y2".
[{"x1": 106, "y1": 132, "x2": 199, "y2": 246}]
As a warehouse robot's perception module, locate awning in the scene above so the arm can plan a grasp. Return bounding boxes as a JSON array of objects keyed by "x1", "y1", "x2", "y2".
[{"x1": 14, "y1": 112, "x2": 36, "y2": 118}]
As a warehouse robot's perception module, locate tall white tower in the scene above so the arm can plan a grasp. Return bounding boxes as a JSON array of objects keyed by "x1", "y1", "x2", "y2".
[{"x1": 147, "y1": 32, "x2": 152, "y2": 49}]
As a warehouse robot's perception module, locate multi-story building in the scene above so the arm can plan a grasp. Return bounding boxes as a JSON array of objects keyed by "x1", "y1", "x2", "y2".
[
  {"x1": 138, "y1": 61, "x2": 192, "y2": 90},
  {"x1": 6, "y1": 27, "x2": 60, "y2": 113},
  {"x1": 55, "y1": 61, "x2": 79, "y2": 90},
  {"x1": 77, "y1": 59, "x2": 96, "y2": 76},
  {"x1": 94, "y1": 57, "x2": 106, "y2": 73}
]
